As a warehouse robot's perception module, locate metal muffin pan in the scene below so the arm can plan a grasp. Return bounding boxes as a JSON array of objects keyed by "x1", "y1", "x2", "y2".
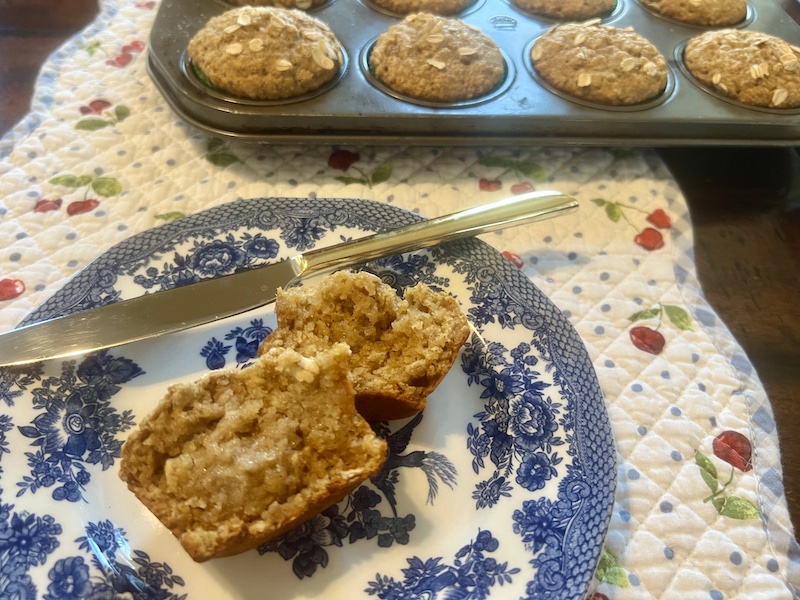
[{"x1": 147, "y1": 0, "x2": 800, "y2": 145}]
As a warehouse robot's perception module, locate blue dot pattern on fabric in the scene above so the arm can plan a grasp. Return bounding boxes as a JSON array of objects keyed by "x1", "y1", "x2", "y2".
[
  {"x1": 620, "y1": 510, "x2": 631, "y2": 522},
  {"x1": 604, "y1": 359, "x2": 614, "y2": 368},
  {"x1": 595, "y1": 326, "x2": 604, "y2": 334},
  {"x1": 601, "y1": 303, "x2": 610, "y2": 312},
  {"x1": 661, "y1": 370, "x2": 670, "y2": 379},
  {"x1": 670, "y1": 407, "x2": 681, "y2": 416},
  {"x1": 670, "y1": 450, "x2": 682, "y2": 461},
  {"x1": 767, "y1": 558, "x2": 779, "y2": 572},
  {"x1": 660, "y1": 501, "x2": 673, "y2": 513},
  {"x1": 730, "y1": 552, "x2": 742, "y2": 566},
  {"x1": 637, "y1": 426, "x2": 647, "y2": 436},
  {"x1": 632, "y1": 383, "x2": 643, "y2": 392},
  {"x1": 600, "y1": 272, "x2": 609, "y2": 281},
  {"x1": 709, "y1": 591, "x2": 723, "y2": 600},
  {"x1": 9, "y1": 253, "x2": 21, "y2": 262},
  {"x1": 628, "y1": 469, "x2": 640, "y2": 480},
  {"x1": 628, "y1": 574, "x2": 640, "y2": 586},
  {"x1": 664, "y1": 547, "x2": 675, "y2": 559}
]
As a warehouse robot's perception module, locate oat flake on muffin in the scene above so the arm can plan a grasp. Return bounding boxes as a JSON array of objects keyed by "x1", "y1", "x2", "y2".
[
  {"x1": 369, "y1": 13, "x2": 505, "y2": 103},
  {"x1": 531, "y1": 21, "x2": 668, "y2": 106},
  {"x1": 511, "y1": 0, "x2": 615, "y2": 21},
  {"x1": 684, "y1": 29, "x2": 800, "y2": 109},
  {"x1": 187, "y1": 6, "x2": 343, "y2": 101}
]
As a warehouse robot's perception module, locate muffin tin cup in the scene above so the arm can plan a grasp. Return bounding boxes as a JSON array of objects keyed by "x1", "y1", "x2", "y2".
[
  {"x1": 635, "y1": 0, "x2": 757, "y2": 30},
  {"x1": 360, "y1": 40, "x2": 516, "y2": 108},
  {"x1": 181, "y1": 49, "x2": 350, "y2": 107},
  {"x1": 147, "y1": 0, "x2": 800, "y2": 145},
  {"x1": 523, "y1": 37, "x2": 677, "y2": 112},
  {"x1": 359, "y1": 0, "x2": 486, "y2": 19},
  {"x1": 674, "y1": 41, "x2": 800, "y2": 115}
]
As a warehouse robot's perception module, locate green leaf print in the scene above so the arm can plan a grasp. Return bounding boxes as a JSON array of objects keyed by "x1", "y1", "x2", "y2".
[
  {"x1": 50, "y1": 174, "x2": 93, "y2": 188},
  {"x1": 114, "y1": 105, "x2": 131, "y2": 121},
  {"x1": 477, "y1": 156, "x2": 546, "y2": 184},
  {"x1": 75, "y1": 119, "x2": 111, "y2": 131},
  {"x1": 698, "y1": 448, "x2": 761, "y2": 520},
  {"x1": 155, "y1": 211, "x2": 186, "y2": 222},
  {"x1": 664, "y1": 305, "x2": 694, "y2": 331},
  {"x1": 605, "y1": 202, "x2": 623, "y2": 222},
  {"x1": 205, "y1": 138, "x2": 240, "y2": 167},
  {"x1": 206, "y1": 153, "x2": 240, "y2": 167},
  {"x1": 91, "y1": 177, "x2": 122, "y2": 197},
  {"x1": 370, "y1": 163, "x2": 392, "y2": 186},
  {"x1": 717, "y1": 496, "x2": 760, "y2": 520},
  {"x1": 695, "y1": 451, "x2": 719, "y2": 492},
  {"x1": 629, "y1": 308, "x2": 661, "y2": 322},
  {"x1": 595, "y1": 547, "x2": 631, "y2": 588}
]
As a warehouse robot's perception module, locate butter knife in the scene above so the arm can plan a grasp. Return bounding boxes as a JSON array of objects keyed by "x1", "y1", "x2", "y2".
[{"x1": 0, "y1": 191, "x2": 577, "y2": 368}]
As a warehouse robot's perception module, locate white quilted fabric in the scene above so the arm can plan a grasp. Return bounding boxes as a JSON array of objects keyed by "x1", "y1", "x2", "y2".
[{"x1": 0, "y1": 1, "x2": 798, "y2": 598}]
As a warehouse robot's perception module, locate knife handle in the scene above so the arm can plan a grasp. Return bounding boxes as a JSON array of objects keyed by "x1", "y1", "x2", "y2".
[{"x1": 299, "y1": 190, "x2": 578, "y2": 275}]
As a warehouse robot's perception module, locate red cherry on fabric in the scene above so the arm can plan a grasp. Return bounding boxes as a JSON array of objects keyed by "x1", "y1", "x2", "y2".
[
  {"x1": 327, "y1": 150, "x2": 360, "y2": 171},
  {"x1": 634, "y1": 227, "x2": 665, "y2": 251},
  {"x1": 713, "y1": 430, "x2": 753, "y2": 472},
  {"x1": 510, "y1": 182, "x2": 534, "y2": 194},
  {"x1": 479, "y1": 178, "x2": 502, "y2": 192},
  {"x1": 646, "y1": 209, "x2": 672, "y2": 229},
  {"x1": 629, "y1": 326, "x2": 665, "y2": 355},
  {"x1": 0, "y1": 278, "x2": 25, "y2": 301},
  {"x1": 67, "y1": 199, "x2": 100, "y2": 216},
  {"x1": 34, "y1": 198, "x2": 63, "y2": 212},
  {"x1": 502, "y1": 251, "x2": 524, "y2": 268}
]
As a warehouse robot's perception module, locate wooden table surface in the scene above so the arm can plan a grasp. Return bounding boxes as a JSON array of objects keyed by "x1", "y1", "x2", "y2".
[{"x1": 2, "y1": 0, "x2": 800, "y2": 531}]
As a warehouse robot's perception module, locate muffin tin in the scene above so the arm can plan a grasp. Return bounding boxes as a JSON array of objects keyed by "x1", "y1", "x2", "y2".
[{"x1": 147, "y1": 0, "x2": 800, "y2": 145}]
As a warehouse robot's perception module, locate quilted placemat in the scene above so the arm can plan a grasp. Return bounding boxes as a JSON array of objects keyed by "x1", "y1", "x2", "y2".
[{"x1": 0, "y1": 1, "x2": 798, "y2": 598}]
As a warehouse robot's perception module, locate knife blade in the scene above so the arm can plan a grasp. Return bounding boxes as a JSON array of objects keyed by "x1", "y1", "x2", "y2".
[{"x1": 0, "y1": 190, "x2": 577, "y2": 368}]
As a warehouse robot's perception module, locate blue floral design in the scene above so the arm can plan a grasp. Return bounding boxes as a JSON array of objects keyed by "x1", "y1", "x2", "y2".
[
  {"x1": 71, "y1": 520, "x2": 187, "y2": 599},
  {"x1": 200, "y1": 319, "x2": 273, "y2": 370},
  {"x1": 460, "y1": 335, "x2": 564, "y2": 508},
  {"x1": 16, "y1": 351, "x2": 141, "y2": 502},
  {"x1": 366, "y1": 530, "x2": 520, "y2": 599}
]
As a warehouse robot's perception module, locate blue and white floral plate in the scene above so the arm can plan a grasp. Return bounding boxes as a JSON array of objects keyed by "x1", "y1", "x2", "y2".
[{"x1": 1, "y1": 197, "x2": 615, "y2": 599}]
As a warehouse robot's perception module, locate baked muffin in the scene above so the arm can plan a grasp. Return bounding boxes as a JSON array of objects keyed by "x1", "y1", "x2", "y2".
[
  {"x1": 639, "y1": 0, "x2": 746, "y2": 26},
  {"x1": 226, "y1": 0, "x2": 327, "y2": 9},
  {"x1": 369, "y1": 13, "x2": 505, "y2": 103},
  {"x1": 511, "y1": 0, "x2": 615, "y2": 21},
  {"x1": 259, "y1": 270, "x2": 471, "y2": 421},
  {"x1": 684, "y1": 29, "x2": 800, "y2": 109},
  {"x1": 187, "y1": 6, "x2": 344, "y2": 100},
  {"x1": 531, "y1": 21, "x2": 668, "y2": 106},
  {"x1": 368, "y1": 0, "x2": 474, "y2": 16},
  {"x1": 119, "y1": 343, "x2": 387, "y2": 562}
]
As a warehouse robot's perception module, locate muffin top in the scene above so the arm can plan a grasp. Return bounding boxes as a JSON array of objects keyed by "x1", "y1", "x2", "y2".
[
  {"x1": 369, "y1": 13, "x2": 505, "y2": 103},
  {"x1": 368, "y1": 0, "x2": 474, "y2": 16},
  {"x1": 639, "y1": 0, "x2": 746, "y2": 26},
  {"x1": 684, "y1": 29, "x2": 800, "y2": 109},
  {"x1": 511, "y1": 0, "x2": 615, "y2": 21},
  {"x1": 531, "y1": 21, "x2": 668, "y2": 106},
  {"x1": 187, "y1": 6, "x2": 343, "y2": 101},
  {"x1": 226, "y1": 0, "x2": 328, "y2": 9}
]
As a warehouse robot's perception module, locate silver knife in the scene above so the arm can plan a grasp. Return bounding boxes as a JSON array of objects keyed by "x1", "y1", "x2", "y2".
[{"x1": 0, "y1": 191, "x2": 577, "y2": 367}]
